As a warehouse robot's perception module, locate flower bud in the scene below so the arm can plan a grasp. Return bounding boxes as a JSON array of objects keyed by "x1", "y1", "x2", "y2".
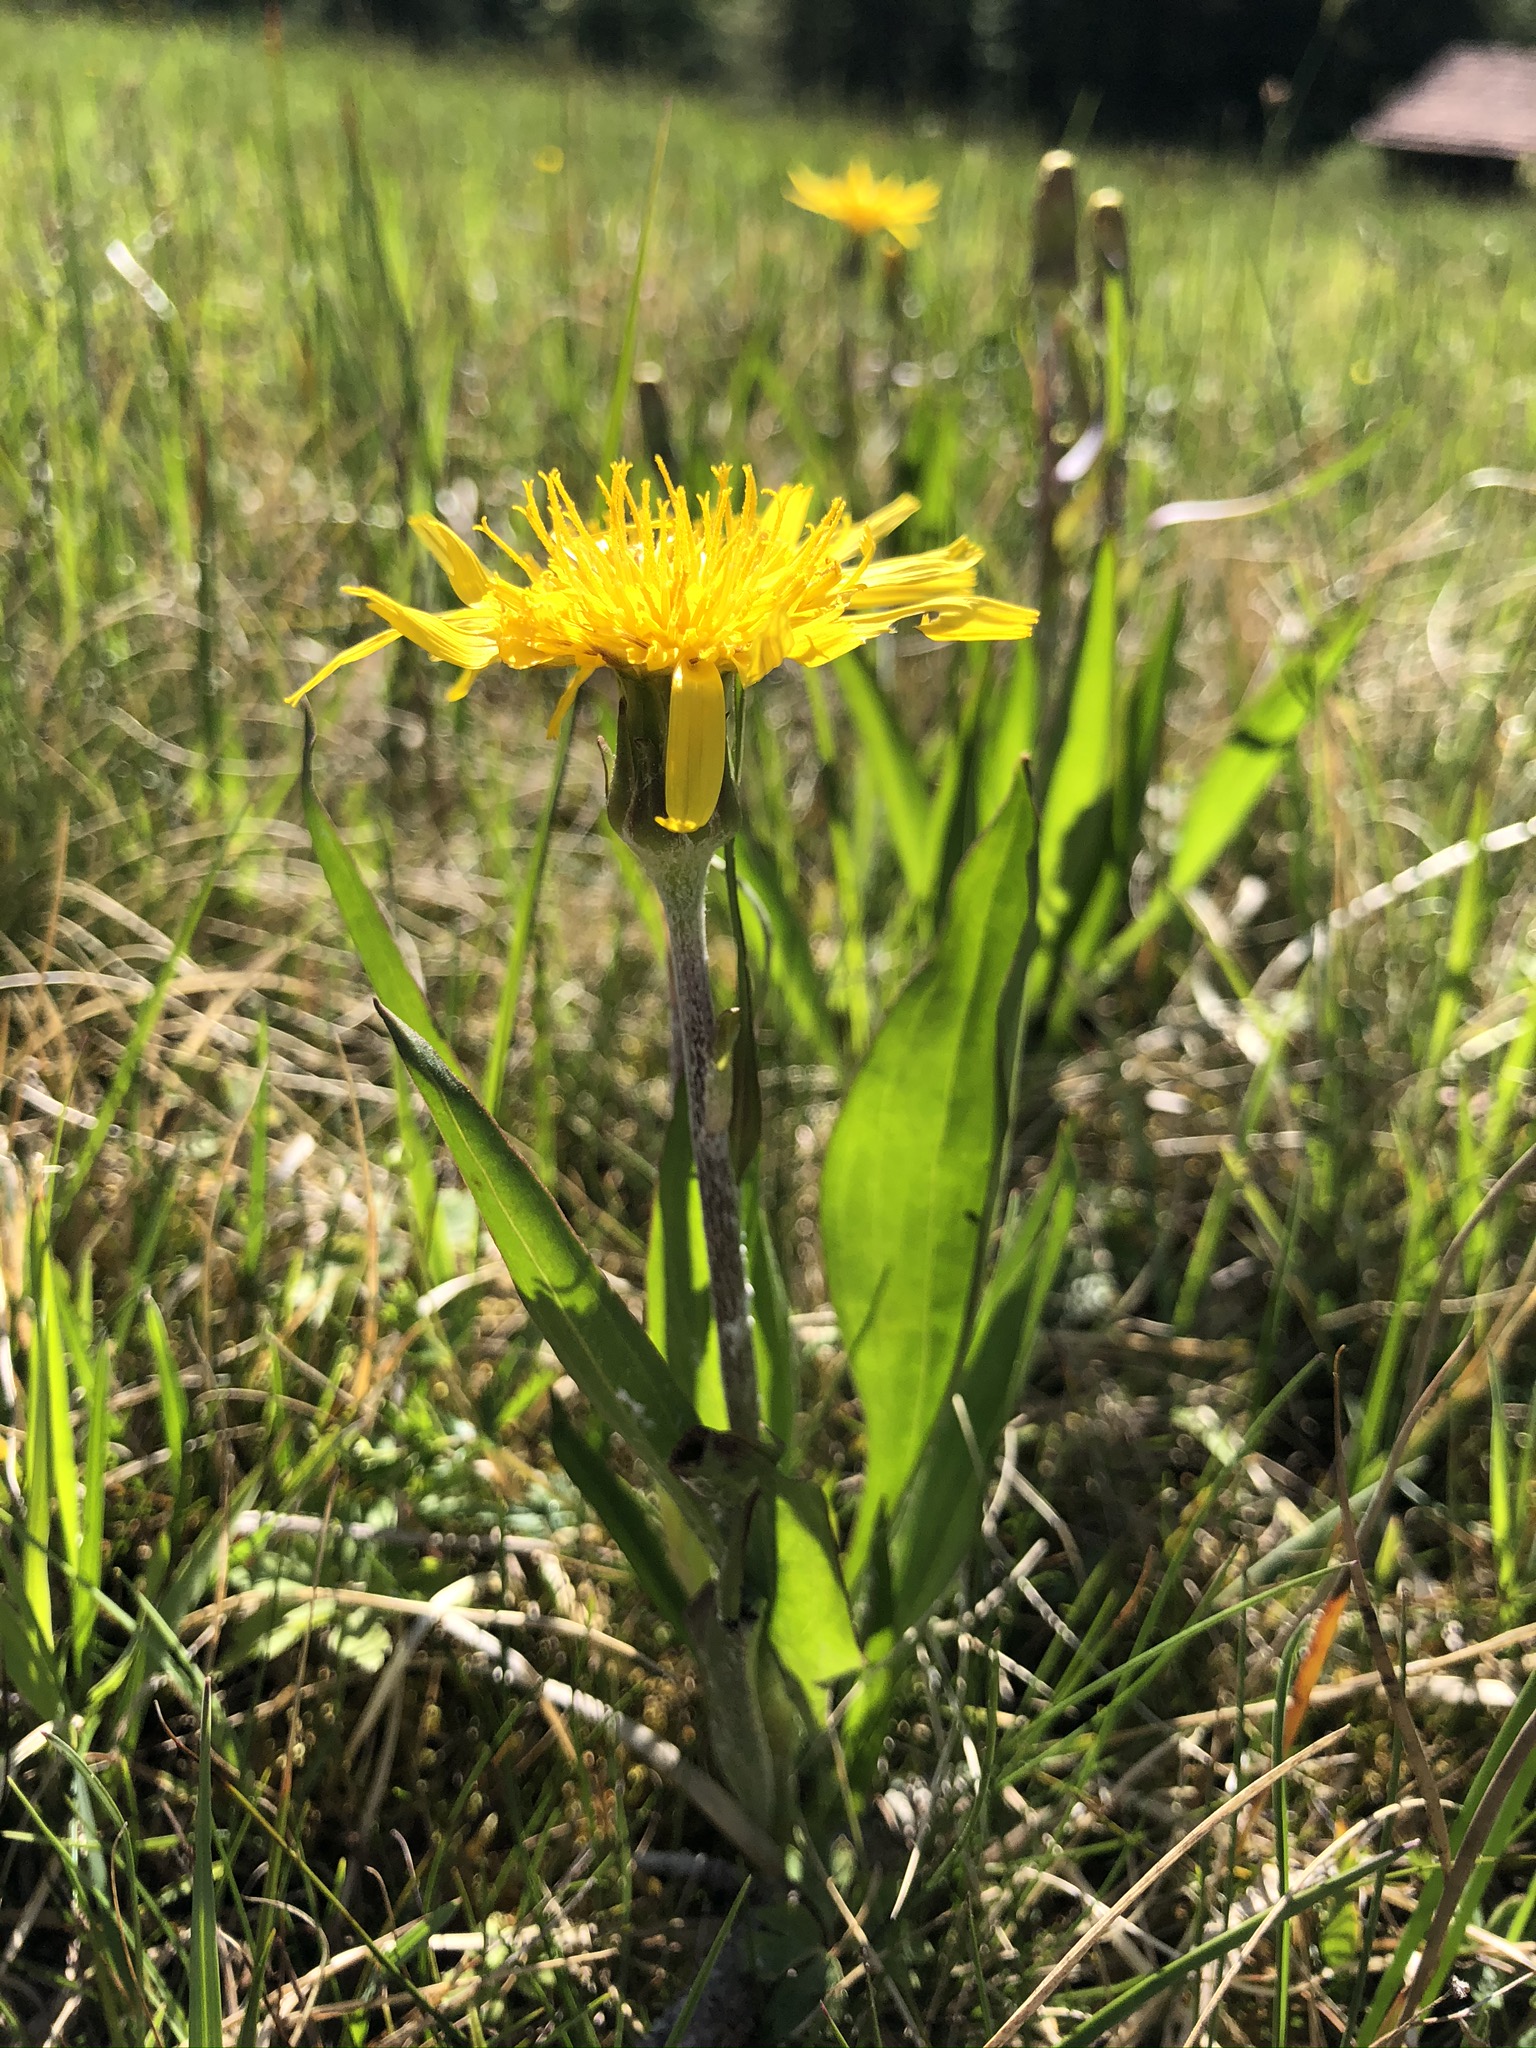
[
  {"x1": 1086, "y1": 186, "x2": 1131, "y2": 319},
  {"x1": 1030, "y1": 149, "x2": 1079, "y2": 302}
]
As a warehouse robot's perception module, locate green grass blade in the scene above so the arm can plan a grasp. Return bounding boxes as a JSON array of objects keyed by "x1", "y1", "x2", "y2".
[
  {"x1": 1114, "y1": 585, "x2": 1184, "y2": 862},
  {"x1": 663, "y1": 1875, "x2": 751, "y2": 2048},
  {"x1": 143, "y1": 1294, "x2": 187, "y2": 1514},
  {"x1": 645, "y1": 1103, "x2": 712, "y2": 1400},
  {"x1": 0, "y1": 1544, "x2": 62, "y2": 1721},
  {"x1": 833, "y1": 651, "x2": 937, "y2": 904},
  {"x1": 1166, "y1": 618, "x2": 1362, "y2": 894},
  {"x1": 21, "y1": 1238, "x2": 56, "y2": 1656},
  {"x1": 188, "y1": 1680, "x2": 222, "y2": 2048},
  {"x1": 300, "y1": 708, "x2": 463, "y2": 1079},
  {"x1": 240, "y1": 1011, "x2": 269, "y2": 1282},
  {"x1": 1361, "y1": 1660, "x2": 1536, "y2": 2037},
  {"x1": 379, "y1": 1005, "x2": 702, "y2": 1495},
  {"x1": 742, "y1": 1171, "x2": 797, "y2": 1454},
  {"x1": 1102, "y1": 603, "x2": 1372, "y2": 974},
  {"x1": 733, "y1": 829, "x2": 841, "y2": 1067},
  {"x1": 1053, "y1": 1852, "x2": 1398, "y2": 2048},
  {"x1": 599, "y1": 101, "x2": 670, "y2": 471},
  {"x1": 58, "y1": 827, "x2": 229, "y2": 1221},
  {"x1": 483, "y1": 720, "x2": 572, "y2": 1118},
  {"x1": 1425, "y1": 792, "x2": 1488, "y2": 1072},
  {"x1": 39, "y1": 1255, "x2": 80, "y2": 1593},
  {"x1": 54, "y1": 1258, "x2": 107, "y2": 1666}
]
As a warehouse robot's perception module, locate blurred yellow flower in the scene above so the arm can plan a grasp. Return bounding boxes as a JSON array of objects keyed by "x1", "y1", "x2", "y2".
[
  {"x1": 290, "y1": 464, "x2": 1034, "y2": 834},
  {"x1": 786, "y1": 159, "x2": 940, "y2": 247},
  {"x1": 533, "y1": 145, "x2": 564, "y2": 175}
]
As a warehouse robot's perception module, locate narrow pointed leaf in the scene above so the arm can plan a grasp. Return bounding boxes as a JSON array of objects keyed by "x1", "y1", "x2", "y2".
[
  {"x1": 1036, "y1": 536, "x2": 1118, "y2": 955},
  {"x1": 301, "y1": 708, "x2": 462, "y2": 1079},
  {"x1": 888, "y1": 1136, "x2": 1076, "y2": 1628},
  {"x1": 189, "y1": 1680, "x2": 222, "y2": 2048},
  {"x1": 769, "y1": 1487, "x2": 864, "y2": 1698},
  {"x1": 733, "y1": 830, "x2": 841, "y2": 1066},
  {"x1": 484, "y1": 721, "x2": 570, "y2": 1117},
  {"x1": 742, "y1": 1174, "x2": 797, "y2": 1455},
  {"x1": 1170, "y1": 603, "x2": 1370, "y2": 900},
  {"x1": 822, "y1": 774, "x2": 1036, "y2": 1582},
  {"x1": 646, "y1": 1103, "x2": 712, "y2": 1400},
  {"x1": 834, "y1": 652, "x2": 937, "y2": 903},
  {"x1": 380, "y1": 1006, "x2": 700, "y2": 1486},
  {"x1": 549, "y1": 1399, "x2": 689, "y2": 1631},
  {"x1": 1102, "y1": 602, "x2": 1371, "y2": 974}
]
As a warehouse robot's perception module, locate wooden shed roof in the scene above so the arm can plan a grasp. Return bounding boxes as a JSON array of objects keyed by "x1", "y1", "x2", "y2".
[{"x1": 1356, "y1": 43, "x2": 1536, "y2": 160}]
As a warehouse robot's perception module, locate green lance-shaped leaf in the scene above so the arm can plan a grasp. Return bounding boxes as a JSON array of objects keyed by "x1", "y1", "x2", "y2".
[
  {"x1": 1034, "y1": 535, "x2": 1118, "y2": 964},
  {"x1": 1115, "y1": 585, "x2": 1184, "y2": 865},
  {"x1": 665, "y1": 1423, "x2": 861, "y2": 1696},
  {"x1": 1044, "y1": 586, "x2": 1185, "y2": 1041},
  {"x1": 976, "y1": 638, "x2": 1038, "y2": 836},
  {"x1": 646, "y1": 1103, "x2": 713, "y2": 1401},
  {"x1": 549, "y1": 1398, "x2": 689, "y2": 1632},
  {"x1": 300, "y1": 707, "x2": 463, "y2": 1080},
  {"x1": 822, "y1": 773, "x2": 1036, "y2": 1585},
  {"x1": 381, "y1": 1007, "x2": 703, "y2": 1495},
  {"x1": 886, "y1": 1135, "x2": 1076, "y2": 1632},
  {"x1": 769, "y1": 1482, "x2": 863, "y2": 1700},
  {"x1": 742, "y1": 1173, "x2": 797, "y2": 1456},
  {"x1": 188, "y1": 1681, "x2": 222, "y2": 2048}
]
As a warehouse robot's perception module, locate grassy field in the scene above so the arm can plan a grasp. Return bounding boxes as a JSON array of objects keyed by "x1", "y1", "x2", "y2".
[{"x1": 4, "y1": 7, "x2": 1536, "y2": 2043}]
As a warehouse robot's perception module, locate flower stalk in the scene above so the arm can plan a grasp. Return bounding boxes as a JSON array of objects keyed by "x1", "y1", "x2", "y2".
[
  {"x1": 603, "y1": 662, "x2": 759, "y2": 1439},
  {"x1": 660, "y1": 860, "x2": 758, "y2": 1443}
]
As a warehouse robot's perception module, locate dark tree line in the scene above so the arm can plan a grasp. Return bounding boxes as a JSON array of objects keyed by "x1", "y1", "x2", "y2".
[{"x1": 115, "y1": 0, "x2": 1526, "y2": 144}]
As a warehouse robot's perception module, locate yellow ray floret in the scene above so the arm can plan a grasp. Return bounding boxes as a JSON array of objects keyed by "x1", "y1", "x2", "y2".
[
  {"x1": 785, "y1": 159, "x2": 941, "y2": 247},
  {"x1": 288, "y1": 463, "x2": 1036, "y2": 834}
]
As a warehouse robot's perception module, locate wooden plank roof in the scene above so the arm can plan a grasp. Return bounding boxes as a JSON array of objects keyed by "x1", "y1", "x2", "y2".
[{"x1": 1356, "y1": 42, "x2": 1536, "y2": 160}]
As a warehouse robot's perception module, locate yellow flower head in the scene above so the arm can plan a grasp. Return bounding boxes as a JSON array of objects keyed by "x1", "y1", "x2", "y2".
[
  {"x1": 785, "y1": 159, "x2": 940, "y2": 248},
  {"x1": 533, "y1": 145, "x2": 565, "y2": 175},
  {"x1": 289, "y1": 463, "x2": 1035, "y2": 835}
]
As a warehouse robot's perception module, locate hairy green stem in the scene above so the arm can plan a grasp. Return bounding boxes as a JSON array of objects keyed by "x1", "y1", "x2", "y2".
[{"x1": 661, "y1": 870, "x2": 758, "y2": 1442}]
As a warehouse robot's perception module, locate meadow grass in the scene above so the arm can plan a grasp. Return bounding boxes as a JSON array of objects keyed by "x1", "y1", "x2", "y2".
[{"x1": 3, "y1": 8, "x2": 1536, "y2": 2043}]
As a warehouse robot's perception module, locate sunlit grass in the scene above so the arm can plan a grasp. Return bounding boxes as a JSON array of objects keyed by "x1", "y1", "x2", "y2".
[{"x1": 2, "y1": 8, "x2": 1536, "y2": 2043}]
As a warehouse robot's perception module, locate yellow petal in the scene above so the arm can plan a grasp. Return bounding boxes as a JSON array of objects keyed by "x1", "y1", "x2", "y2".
[
  {"x1": 920, "y1": 598, "x2": 1040, "y2": 643},
  {"x1": 350, "y1": 589, "x2": 501, "y2": 669},
  {"x1": 856, "y1": 493, "x2": 921, "y2": 545},
  {"x1": 284, "y1": 627, "x2": 401, "y2": 706},
  {"x1": 659, "y1": 659, "x2": 726, "y2": 834},
  {"x1": 445, "y1": 667, "x2": 481, "y2": 702},
  {"x1": 409, "y1": 515, "x2": 492, "y2": 603},
  {"x1": 543, "y1": 661, "x2": 598, "y2": 738}
]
